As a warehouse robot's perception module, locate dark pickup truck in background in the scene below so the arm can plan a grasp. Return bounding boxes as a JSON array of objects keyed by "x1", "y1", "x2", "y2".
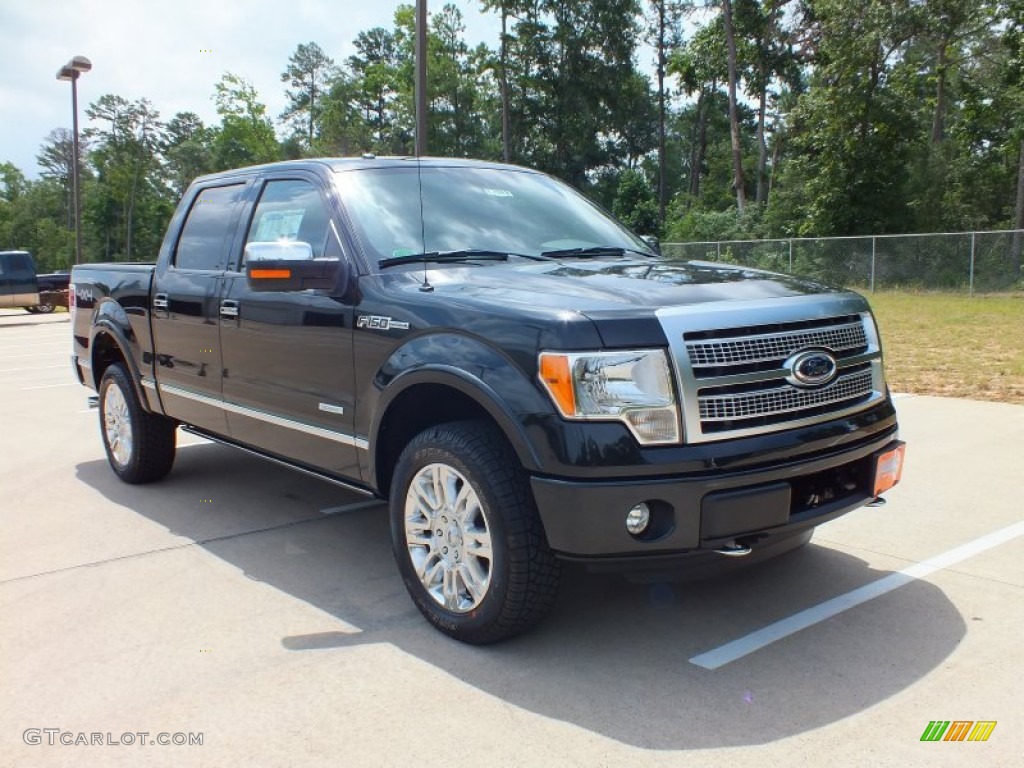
[
  {"x1": 0, "y1": 250, "x2": 69, "y2": 313},
  {"x1": 71, "y1": 158, "x2": 905, "y2": 643}
]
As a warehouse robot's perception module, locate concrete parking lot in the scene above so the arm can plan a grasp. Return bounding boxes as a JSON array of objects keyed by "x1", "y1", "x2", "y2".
[{"x1": 1, "y1": 309, "x2": 1022, "y2": 767}]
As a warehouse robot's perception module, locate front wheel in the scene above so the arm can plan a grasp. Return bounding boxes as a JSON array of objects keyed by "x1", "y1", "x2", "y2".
[
  {"x1": 390, "y1": 421, "x2": 560, "y2": 644},
  {"x1": 99, "y1": 363, "x2": 177, "y2": 483}
]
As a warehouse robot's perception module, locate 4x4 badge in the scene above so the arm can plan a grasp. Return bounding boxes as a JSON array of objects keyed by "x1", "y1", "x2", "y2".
[{"x1": 357, "y1": 315, "x2": 410, "y2": 331}]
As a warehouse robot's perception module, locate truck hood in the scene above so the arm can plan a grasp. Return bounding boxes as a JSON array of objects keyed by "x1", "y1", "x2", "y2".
[{"x1": 417, "y1": 258, "x2": 842, "y2": 314}]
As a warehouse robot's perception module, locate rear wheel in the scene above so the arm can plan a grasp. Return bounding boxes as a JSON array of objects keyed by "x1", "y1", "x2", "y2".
[
  {"x1": 33, "y1": 298, "x2": 56, "y2": 314},
  {"x1": 390, "y1": 421, "x2": 560, "y2": 644},
  {"x1": 99, "y1": 364, "x2": 177, "y2": 484}
]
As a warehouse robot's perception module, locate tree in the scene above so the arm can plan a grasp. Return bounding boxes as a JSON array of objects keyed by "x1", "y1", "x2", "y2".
[
  {"x1": 85, "y1": 95, "x2": 168, "y2": 260},
  {"x1": 36, "y1": 128, "x2": 79, "y2": 233},
  {"x1": 280, "y1": 42, "x2": 339, "y2": 149},
  {"x1": 211, "y1": 73, "x2": 280, "y2": 169},
  {"x1": 613, "y1": 168, "x2": 660, "y2": 233},
  {"x1": 721, "y1": 0, "x2": 747, "y2": 213},
  {"x1": 346, "y1": 22, "x2": 413, "y2": 154},
  {"x1": 670, "y1": 18, "x2": 729, "y2": 201},
  {"x1": 647, "y1": 1, "x2": 686, "y2": 222},
  {"x1": 161, "y1": 112, "x2": 215, "y2": 197},
  {"x1": 766, "y1": 0, "x2": 919, "y2": 235}
]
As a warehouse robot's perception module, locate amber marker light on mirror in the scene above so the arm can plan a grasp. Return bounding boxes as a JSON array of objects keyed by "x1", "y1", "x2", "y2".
[{"x1": 250, "y1": 269, "x2": 292, "y2": 279}]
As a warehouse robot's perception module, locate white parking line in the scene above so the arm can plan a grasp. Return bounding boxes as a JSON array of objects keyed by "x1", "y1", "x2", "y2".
[
  {"x1": 0, "y1": 365, "x2": 68, "y2": 373},
  {"x1": 0, "y1": 334, "x2": 70, "y2": 341},
  {"x1": 321, "y1": 500, "x2": 384, "y2": 515},
  {"x1": 2, "y1": 354, "x2": 68, "y2": 360},
  {"x1": 0, "y1": 342, "x2": 68, "y2": 350},
  {"x1": 689, "y1": 520, "x2": 1024, "y2": 670},
  {"x1": 19, "y1": 382, "x2": 75, "y2": 390}
]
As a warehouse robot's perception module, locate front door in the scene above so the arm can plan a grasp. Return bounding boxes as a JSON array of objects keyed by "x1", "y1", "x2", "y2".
[{"x1": 219, "y1": 175, "x2": 361, "y2": 479}]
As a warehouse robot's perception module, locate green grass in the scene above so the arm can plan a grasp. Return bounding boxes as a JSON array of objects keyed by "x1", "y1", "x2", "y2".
[{"x1": 863, "y1": 292, "x2": 1024, "y2": 404}]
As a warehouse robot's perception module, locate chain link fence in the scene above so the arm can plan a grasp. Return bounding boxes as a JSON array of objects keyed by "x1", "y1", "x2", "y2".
[{"x1": 662, "y1": 230, "x2": 1024, "y2": 294}]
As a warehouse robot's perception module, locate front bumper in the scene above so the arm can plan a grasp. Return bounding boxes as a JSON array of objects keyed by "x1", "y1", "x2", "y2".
[{"x1": 531, "y1": 427, "x2": 900, "y2": 560}]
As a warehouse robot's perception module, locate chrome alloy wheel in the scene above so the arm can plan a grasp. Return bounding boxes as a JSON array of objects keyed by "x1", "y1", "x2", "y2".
[
  {"x1": 404, "y1": 463, "x2": 493, "y2": 613},
  {"x1": 103, "y1": 381, "x2": 133, "y2": 469}
]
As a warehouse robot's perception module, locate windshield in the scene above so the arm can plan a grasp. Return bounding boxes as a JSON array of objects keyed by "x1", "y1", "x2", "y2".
[{"x1": 332, "y1": 165, "x2": 651, "y2": 269}]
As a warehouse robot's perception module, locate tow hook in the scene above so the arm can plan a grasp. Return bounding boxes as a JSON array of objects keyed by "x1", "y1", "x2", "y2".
[
  {"x1": 714, "y1": 540, "x2": 753, "y2": 557},
  {"x1": 866, "y1": 496, "x2": 887, "y2": 507}
]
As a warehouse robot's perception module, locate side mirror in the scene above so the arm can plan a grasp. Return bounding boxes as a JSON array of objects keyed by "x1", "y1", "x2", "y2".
[
  {"x1": 244, "y1": 241, "x2": 343, "y2": 292},
  {"x1": 640, "y1": 235, "x2": 662, "y2": 256}
]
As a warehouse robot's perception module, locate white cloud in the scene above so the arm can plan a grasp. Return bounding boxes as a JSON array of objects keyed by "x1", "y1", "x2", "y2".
[{"x1": 0, "y1": 0, "x2": 498, "y2": 177}]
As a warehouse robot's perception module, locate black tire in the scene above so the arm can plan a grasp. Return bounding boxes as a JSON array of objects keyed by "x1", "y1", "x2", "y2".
[
  {"x1": 33, "y1": 299, "x2": 56, "y2": 314},
  {"x1": 98, "y1": 363, "x2": 177, "y2": 484},
  {"x1": 390, "y1": 420, "x2": 560, "y2": 644},
  {"x1": 24, "y1": 306, "x2": 39, "y2": 314}
]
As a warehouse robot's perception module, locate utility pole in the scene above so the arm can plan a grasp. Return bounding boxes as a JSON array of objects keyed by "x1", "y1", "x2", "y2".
[{"x1": 415, "y1": 0, "x2": 428, "y2": 156}]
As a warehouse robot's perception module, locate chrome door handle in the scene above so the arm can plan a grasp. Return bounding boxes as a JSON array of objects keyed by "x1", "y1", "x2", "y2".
[
  {"x1": 152, "y1": 294, "x2": 169, "y2": 311},
  {"x1": 220, "y1": 300, "x2": 239, "y2": 318}
]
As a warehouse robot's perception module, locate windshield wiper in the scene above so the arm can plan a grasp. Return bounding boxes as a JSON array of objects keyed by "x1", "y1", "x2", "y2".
[
  {"x1": 379, "y1": 249, "x2": 512, "y2": 269},
  {"x1": 539, "y1": 246, "x2": 654, "y2": 259},
  {"x1": 379, "y1": 249, "x2": 553, "y2": 269}
]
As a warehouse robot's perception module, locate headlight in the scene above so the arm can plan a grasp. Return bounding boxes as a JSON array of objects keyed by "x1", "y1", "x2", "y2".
[{"x1": 538, "y1": 349, "x2": 680, "y2": 445}]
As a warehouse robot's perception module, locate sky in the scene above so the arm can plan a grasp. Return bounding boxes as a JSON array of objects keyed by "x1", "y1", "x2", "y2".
[{"x1": 0, "y1": 0, "x2": 502, "y2": 179}]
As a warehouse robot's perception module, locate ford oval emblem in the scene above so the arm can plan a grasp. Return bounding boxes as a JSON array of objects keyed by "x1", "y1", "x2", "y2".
[{"x1": 785, "y1": 349, "x2": 838, "y2": 387}]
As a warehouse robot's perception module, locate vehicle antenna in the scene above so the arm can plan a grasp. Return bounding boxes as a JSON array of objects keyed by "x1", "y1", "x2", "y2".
[{"x1": 416, "y1": 157, "x2": 433, "y2": 292}]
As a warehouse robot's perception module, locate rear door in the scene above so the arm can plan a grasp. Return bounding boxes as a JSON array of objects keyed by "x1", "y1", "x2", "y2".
[
  {"x1": 219, "y1": 173, "x2": 362, "y2": 479},
  {"x1": 150, "y1": 181, "x2": 249, "y2": 434}
]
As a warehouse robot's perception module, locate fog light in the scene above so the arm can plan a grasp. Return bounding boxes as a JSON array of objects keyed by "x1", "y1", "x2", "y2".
[{"x1": 626, "y1": 503, "x2": 651, "y2": 535}]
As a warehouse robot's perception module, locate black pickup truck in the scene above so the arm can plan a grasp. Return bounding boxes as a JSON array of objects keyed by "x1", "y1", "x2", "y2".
[
  {"x1": 71, "y1": 158, "x2": 905, "y2": 643},
  {"x1": 0, "y1": 250, "x2": 69, "y2": 313}
]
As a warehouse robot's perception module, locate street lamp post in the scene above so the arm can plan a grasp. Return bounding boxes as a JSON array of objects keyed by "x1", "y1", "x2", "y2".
[{"x1": 56, "y1": 55, "x2": 91, "y2": 265}]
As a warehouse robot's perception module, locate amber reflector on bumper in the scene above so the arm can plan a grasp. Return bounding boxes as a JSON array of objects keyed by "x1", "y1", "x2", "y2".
[{"x1": 873, "y1": 442, "x2": 906, "y2": 496}]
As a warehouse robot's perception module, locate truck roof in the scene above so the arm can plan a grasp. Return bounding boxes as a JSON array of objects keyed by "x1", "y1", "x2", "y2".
[{"x1": 191, "y1": 156, "x2": 538, "y2": 185}]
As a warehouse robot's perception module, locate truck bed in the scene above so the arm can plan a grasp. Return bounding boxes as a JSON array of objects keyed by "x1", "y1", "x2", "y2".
[{"x1": 71, "y1": 263, "x2": 157, "y2": 392}]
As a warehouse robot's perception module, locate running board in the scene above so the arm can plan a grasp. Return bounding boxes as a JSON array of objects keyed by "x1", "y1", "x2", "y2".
[{"x1": 179, "y1": 425, "x2": 380, "y2": 499}]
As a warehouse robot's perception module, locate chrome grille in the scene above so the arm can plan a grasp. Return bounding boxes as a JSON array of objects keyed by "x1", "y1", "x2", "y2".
[
  {"x1": 699, "y1": 369, "x2": 874, "y2": 422},
  {"x1": 657, "y1": 299, "x2": 887, "y2": 443},
  {"x1": 687, "y1": 321, "x2": 867, "y2": 368}
]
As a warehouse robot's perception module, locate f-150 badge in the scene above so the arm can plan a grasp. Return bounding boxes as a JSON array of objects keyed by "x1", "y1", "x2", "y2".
[{"x1": 357, "y1": 315, "x2": 410, "y2": 331}]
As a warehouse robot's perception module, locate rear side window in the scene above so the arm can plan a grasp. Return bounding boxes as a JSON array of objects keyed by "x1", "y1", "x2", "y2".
[
  {"x1": 0, "y1": 253, "x2": 33, "y2": 275},
  {"x1": 174, "y1": 184, "x2": 245, "y2": 271}
]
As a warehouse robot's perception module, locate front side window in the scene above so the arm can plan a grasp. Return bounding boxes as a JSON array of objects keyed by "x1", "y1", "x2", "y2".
[
  {"x1": 333, "y1": 166, "x2": 649, "y2": 269},
  {"x1": 174, "y1": 184, "x2": 245, "y2": 271},
  {"x1": 244, "y1": 179, "x2": 330, "y2": 262}
]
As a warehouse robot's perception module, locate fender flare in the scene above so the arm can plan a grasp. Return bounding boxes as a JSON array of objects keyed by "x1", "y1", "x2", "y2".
[
  {"x1": 90, "y1": 316, "x2": 151, "y2": 413},
  {"x1": 369, "y1": 364, "x2": 544, "y2": 486}
]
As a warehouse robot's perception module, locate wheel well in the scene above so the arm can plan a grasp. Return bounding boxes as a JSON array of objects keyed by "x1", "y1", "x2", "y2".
[
  {"x1": 374, "y1": 384, "x2": 506, "y2": 498},
  {"x1": 91, "y1": 332, "x2": 127, "y2": 389}
]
